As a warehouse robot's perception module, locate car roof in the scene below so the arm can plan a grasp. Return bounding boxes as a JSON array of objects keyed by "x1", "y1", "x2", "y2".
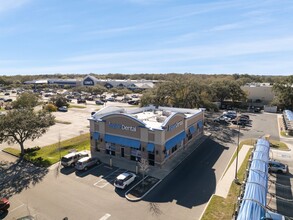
[
  {"x1": 116, "y1": 172, "x2": 132, "y2": 180},
  {"x1": 63, "y1": 152, "x2": 77, "y2": 158},
  {"x1": 77, "y1": 156, "x2": 91, "y2": 162}
]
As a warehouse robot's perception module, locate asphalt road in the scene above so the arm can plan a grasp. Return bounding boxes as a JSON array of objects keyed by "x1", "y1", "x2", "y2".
[{"x1": 144, "y1": 138, "x2": 233, "y2": 220}]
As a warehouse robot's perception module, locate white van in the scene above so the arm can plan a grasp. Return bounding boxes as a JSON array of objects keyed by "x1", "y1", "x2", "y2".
[
  {"x1": 61, "y1": 151, "x2": 89, "y2": 167},
  {"x1": 75, "y1": 157, "x2": 100, "y2": 171}
]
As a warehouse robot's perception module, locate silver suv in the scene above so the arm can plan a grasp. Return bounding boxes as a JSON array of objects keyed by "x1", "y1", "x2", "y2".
[
  {"x1": 61, "y1": 151, "x2": 89, "y2": 167},
  {"x1": 268, "y1": 160, "x2": 288, "y2": 174}
]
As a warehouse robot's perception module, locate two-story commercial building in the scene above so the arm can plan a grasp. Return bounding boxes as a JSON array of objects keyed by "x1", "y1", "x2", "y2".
[{"x1": 89, "y1": 105, "x2": 204, "y2": 167}]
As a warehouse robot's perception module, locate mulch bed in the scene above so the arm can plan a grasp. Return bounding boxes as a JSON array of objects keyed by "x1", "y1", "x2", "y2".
[{"x1": 128, "y1": 176, "x2": 160, "y2": 198}]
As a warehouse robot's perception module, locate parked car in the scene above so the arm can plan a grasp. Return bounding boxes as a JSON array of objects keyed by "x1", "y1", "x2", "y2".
[
  {"x1": 128, "y1": 100, "x2": 139, "y2": 105},
  {"x1": 61, "y1": 151, "x2": 89, "y2": 167},
  {"x1": 106, "y1": 97, "x2": 115, "y2": 102},
  {"x1": 95, "y1": 100, "x2": 104, "y2": 105},
  {"x1": 75, "y1": 157, "x2": 100, "y2": 171},
  {"x1": 58, "y1": 106, "x2": 68, "y2": 112},
  {"x1": 269, "y1": 160, "x2": 288, "y2": 174},
  {"x1": 213, "y1": 116, "x2": 230, "y2": 124},
  {"x1": 77, "y1": 98, "x2": 86, "y2": 104},
  {"x1": 0, "y1": 198, "x2": 10, "y2": 212},
  {"x1": 114, "y1": 172, "x2": 136, "y2": 189},
  {"x1": 3, "y1": 98, "x2": 12, "y2": 102},
  {"x1": 4, "y1": 93, "x2": 10, "y2": 96}
]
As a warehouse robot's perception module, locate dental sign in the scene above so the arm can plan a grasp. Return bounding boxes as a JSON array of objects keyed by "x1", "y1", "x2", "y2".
[
  {"x1": 167, "y1": 120, "x2": 183, "y2": 131},
  {"x1": 108, "y1": 122, "x2": 137, "y2": 132},
  {"x1": 83, "y1": 78, "x2": 94, "y2": 85}
]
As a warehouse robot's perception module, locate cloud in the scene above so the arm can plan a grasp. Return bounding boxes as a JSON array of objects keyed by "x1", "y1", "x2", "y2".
[{"x1": 0, "y1": 0, "x2": 31, "y2": 13}]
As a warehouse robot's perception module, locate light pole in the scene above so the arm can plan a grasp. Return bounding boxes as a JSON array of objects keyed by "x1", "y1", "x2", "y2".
[{"x1": 234, "y1": 118, "x2": 241, "y2": 184}]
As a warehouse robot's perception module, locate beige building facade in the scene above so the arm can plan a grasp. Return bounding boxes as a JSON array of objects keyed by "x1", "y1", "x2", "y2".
[
  {"x1": 241, "y1": 83, "x2": 275, "y2": 105},
  {"x1": 89, "y1": 106, "x2": 204, "y2": 167}
]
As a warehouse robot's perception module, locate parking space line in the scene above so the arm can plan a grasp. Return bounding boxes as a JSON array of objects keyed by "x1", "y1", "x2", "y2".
[
  {"x1": 99, "y1": 213, "x2": 111, "y2": 220},
  {"x1": 75, "y1": 163, "x2": 103, "y2": 178},
  {"x1": 93, "y1": 168, "x2": 127, "y2": 188},
  {"x1": 9, "y1": 204, "x2": 24, "y2": 213}
]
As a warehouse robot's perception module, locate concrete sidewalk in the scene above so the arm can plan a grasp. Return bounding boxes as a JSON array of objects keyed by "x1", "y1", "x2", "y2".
[{"x1": 215, "y1": 144, "x2": 252, "y2": 198}]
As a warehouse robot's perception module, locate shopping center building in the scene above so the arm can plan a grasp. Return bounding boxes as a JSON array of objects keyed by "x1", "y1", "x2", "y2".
[{"x1": 89, "y1": 105, "x2": 204, "y2": 167}]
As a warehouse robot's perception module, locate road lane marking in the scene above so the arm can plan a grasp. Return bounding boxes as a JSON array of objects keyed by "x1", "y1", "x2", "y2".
[
  {"x1": 9, "y1": 204, "x2": 24, "y2": 213},
  {"x1": 99, "y1": 213, "x2": 111, "y2": 220}
]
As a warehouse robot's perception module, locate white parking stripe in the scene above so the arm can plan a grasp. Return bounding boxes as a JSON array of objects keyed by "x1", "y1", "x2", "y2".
[
  {"x1": 93, "y1": 168, "x2": 126, "y2": 187},
  {"x1": 9, "y1": 204, "x2": 24, "y2": 213},
  {"x1": 99, "y1": 213, "x2": 111, "y2": 220}
]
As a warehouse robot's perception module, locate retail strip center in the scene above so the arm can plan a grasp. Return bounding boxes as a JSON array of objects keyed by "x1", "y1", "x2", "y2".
[{"x1": 89, "y1": 105, "x2": 204, "y2": 167}]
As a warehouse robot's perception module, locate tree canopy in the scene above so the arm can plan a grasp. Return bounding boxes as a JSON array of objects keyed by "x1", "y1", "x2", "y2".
[
  {"x1": 12, "y1": 92, "x2": 40, "y2": 109},
  {"x1": 0, "y1": 109, "x2": 55, "y2": 157}
]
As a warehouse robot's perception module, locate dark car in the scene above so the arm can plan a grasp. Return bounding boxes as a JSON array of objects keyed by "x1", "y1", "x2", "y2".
[
  {"x1": 0, "y1": 198, "x2": 10, "y2": 212},
  {"x1": 77, "y1": 98, "x2": 86, "y2": 104},
  {"x1": 128, "y1": 100, "x2": 139, "y2": 105},
  {"x1": 95, "y1": 100, "x2": 104, "y2": 105},
  {"x1": 3, "y1": 98, "x2": 12, "y2": 102},
  {"x1": 4, "y1": 93, "x2": 10, "y2": 96}
]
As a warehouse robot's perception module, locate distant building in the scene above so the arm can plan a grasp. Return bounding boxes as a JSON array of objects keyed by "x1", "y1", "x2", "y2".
[
  {"x1": 241, "y1": 83, "x2": 275, "y2": 106},
  {"x1": 89, "y1": 105, "x2": 204, "y2": 167}
]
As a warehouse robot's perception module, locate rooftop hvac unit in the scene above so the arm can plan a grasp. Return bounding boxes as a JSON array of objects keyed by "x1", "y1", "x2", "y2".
[
  {"x1": 156, "y1": 116, "x2": 166, "y2": 122},
  {"x1": 162, "y1": 110, "x2": 171, "y2": 117}
]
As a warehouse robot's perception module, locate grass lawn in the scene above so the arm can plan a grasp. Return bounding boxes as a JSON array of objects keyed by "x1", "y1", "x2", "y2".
[
  {"x1": 3, "y1": 133, "x2": 90, "y2": 167},
  {"x1": 69, "y1": 104, "x2": 86, "y2": 109},
  {"x1": 201, "y1": 148, "x2": 252, "y2": 220}
]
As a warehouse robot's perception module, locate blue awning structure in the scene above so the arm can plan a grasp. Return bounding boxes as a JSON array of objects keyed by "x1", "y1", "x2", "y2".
[
  {"x1": 147, "y1": 143, "x2": 155, "y2": 152},
  {"x1": 93, "y1": 132, "x2": 100, "y2": 140},
  {"x1": 237, "y1": 138, "x2": 270, "y2": 220},
  {"x1": 197, "y1": 120, "x2": 203, "y2": 128},
  {"x1": 189, "y1": 126, "x2": 196, "y2": 134},
  {"x1": 165, "y1": 131, "x2": 186, "y2": 151},
  {"x1": 105, "y1": 134, "x2": 141, "y2": 149}
]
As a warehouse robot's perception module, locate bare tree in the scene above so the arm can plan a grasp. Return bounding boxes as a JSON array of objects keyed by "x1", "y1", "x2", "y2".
[{"x1": 138, "y1": 158, "x2": 150, "y2": 185}]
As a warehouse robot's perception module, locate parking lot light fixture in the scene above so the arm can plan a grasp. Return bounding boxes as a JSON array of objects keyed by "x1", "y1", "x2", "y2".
[{"x1": 234, "y1": 118, "x2": 241, "y2": 185}]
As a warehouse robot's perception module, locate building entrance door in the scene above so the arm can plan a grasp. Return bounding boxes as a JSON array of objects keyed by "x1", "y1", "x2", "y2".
[{"x1": 121, "y1": 148, "x2": 124, "y2": 157}]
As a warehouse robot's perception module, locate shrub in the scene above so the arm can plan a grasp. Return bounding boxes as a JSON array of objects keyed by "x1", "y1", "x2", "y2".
[
  {"x1": 45, "y1": 103, "x2": 57, "y2": 112},
  {"x1": 24, "y1": 146, "x2": 41, "y2": 153}
]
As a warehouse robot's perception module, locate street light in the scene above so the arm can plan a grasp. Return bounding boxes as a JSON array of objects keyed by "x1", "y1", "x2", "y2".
[{"x1": 234, "y1": 117, "x2": 241, "y2": 184}]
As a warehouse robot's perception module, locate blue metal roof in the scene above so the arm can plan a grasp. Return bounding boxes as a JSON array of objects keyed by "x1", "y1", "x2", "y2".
[
  {"x1": 147, "y1": 143, "x2": 155, "y2": 152},
  {"x1": 284, "y1": 109, "x2": 293, "y2": 121},
  {"x1": 165, "y1": 131, "x2": 186, "y2": 151},
  {"x1": 104, "y1": 134, "x2": 140, "y2": 149},
  {"x1": 237, "y1": 138, "x2": 270, "y2": 220}
]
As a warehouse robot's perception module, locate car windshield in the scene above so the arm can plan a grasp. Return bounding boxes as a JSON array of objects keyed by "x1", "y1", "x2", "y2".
[
  {"x1": 61, "y1": 157, "x2": 70, "y2": 162},
  {"x1": 115, "y1": 180, "x2": 124, "y2": 185}
]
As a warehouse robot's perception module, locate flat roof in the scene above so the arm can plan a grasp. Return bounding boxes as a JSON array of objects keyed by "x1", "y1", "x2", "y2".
[{"x1": 91, "y1": 105, "x2": 202, "y2": 130}]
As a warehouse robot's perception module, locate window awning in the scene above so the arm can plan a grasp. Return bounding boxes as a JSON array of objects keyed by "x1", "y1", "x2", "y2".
[
  {"x1": 189, "y1": 126, "x2": 196, "y2": 134},
  {"x1": 165, "y1": 131, "x2": 186, "y2": 151},
  {"x1": 197, "y1": 120, "x2": 203, "y2": 128},
  {"x1": 147, "y1": 143, "x2": 155, "y2": 152},
  {"x1": 93, "y1": 132, "x2": 99, "y2": 140},
  {"x1": 105, "y1": 134, "x2": 140, "y2": 149}
]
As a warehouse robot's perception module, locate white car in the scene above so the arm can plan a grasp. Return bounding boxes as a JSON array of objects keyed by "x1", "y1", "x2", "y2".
[
  {"x1": 61, "y1": 151, "x2": 89, "y2": 167},
  {"x1": 114, "y1": 172, "x2": 136, "y2": 189},
  {"x1": 75, "y1": 157, "x2": 100, "y2": 171}
]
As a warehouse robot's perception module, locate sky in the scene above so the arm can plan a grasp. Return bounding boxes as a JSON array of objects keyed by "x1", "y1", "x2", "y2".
[{"x1": 0, "y1": 0, "x2": 293, "y2": 76}]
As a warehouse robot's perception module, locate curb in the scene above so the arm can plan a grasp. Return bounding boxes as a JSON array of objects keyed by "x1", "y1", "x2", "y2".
[
  {"x1": 1, "y1": 149, "x2": 20, "y2": 158},
  {"x1": 125, "y1": 176, "x2": 162, "y2": 201},
  {"x1": 199, "y1": 194, "x2": 215, "y2": 220},
  {"x1": 125, "y1": 133, "x2": 210, "y2": 202}
]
